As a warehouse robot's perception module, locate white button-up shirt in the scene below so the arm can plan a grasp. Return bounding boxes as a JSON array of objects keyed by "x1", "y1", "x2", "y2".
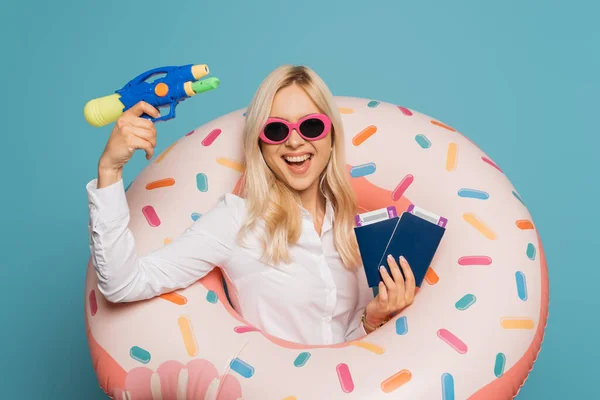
[{"x1": 86, "y1": 178, "x2": 372, "y2": 345}]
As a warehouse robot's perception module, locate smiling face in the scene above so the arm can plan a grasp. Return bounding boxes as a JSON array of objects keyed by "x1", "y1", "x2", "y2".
[{"x1": 259, "y1": 84, "x2": 333, "y2": 193}]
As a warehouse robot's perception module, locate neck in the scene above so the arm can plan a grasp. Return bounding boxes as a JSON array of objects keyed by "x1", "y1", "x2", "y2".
[{"x1": 298, "y1": 180, "x2": 325, "y2": 219}]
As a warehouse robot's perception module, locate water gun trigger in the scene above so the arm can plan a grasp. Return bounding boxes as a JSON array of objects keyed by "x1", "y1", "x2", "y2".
[{"x1": 141, "y1": 102, "x2": 177, "y2": 123}]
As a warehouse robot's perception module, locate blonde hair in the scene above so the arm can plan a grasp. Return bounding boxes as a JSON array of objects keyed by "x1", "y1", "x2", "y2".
[{"x1": 236, "y1": 65, "x2": 362, "y2": 270}]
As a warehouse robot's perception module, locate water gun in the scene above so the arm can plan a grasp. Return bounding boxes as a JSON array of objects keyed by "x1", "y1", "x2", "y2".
[{"x1": 84, "y1": 64, "x2": 220, "y2": 127}]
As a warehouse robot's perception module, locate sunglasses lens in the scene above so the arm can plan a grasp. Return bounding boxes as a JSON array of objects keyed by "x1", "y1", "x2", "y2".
[
  {"x1": 299, "y1": 118, "x2": 325, "y2": 139},
  {"x1": 264, "y1": 122, "x2": 289, "y2": 142}
]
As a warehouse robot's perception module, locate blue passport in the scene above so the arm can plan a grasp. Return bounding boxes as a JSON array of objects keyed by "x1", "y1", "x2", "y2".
[{"x1": 354, "y1": 211, "x2": 446, "y2": 288}]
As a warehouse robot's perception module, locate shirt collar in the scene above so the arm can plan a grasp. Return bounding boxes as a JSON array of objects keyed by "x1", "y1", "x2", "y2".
[{"x1": 299, "y1": 196, "x2": 335, "y2": 226}]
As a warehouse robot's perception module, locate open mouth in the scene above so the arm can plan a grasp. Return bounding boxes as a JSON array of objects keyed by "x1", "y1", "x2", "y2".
[{"x1": 283, "y1": 153, "x2": 313, "y2": 168}]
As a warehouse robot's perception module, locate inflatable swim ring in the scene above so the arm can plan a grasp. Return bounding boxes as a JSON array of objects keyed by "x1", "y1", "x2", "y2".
[{"x1": 85, "y1": 97, "x2": 549, "y2": 399}]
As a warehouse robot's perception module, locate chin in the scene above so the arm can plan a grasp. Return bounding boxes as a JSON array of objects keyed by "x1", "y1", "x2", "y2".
[{"x1": 286, "y1": 178, "x2": 316, "y2": 192}]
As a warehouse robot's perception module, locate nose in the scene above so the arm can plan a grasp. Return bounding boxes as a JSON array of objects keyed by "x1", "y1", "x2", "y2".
[{"x1": 285, "y1": 128, "x2": 305, "y2": 147}]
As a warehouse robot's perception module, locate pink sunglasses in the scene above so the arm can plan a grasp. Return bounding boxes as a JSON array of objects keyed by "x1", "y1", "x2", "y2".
[{"x1": 259, "y1": 113, "x2": 332, "y2": 144}]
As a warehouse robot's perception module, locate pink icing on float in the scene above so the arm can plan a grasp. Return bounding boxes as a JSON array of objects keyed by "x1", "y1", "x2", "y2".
[{"x1": 85, "y1": 97, "x2": 549, "y2": 399}]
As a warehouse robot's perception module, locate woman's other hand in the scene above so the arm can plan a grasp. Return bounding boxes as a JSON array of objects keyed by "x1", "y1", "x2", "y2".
[{"x1": 364, "y1": 255, "x2": 416, "y2": 331}]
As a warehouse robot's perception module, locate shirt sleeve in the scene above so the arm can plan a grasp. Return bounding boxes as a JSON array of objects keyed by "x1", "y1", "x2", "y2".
[
  {"x1": 344, "y1": 267, "x2": 374, "y2": 341},
  {"x1": 86, "y1": 178, "x2": 241, "y2": 303}
]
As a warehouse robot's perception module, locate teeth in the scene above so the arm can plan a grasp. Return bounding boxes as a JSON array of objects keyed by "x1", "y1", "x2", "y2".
[{"x1": 284, "y1": 154, "x2": 311, "y2": 162}]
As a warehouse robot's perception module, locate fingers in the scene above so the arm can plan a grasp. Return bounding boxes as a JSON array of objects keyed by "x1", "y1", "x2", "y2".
[
  {"x1": 399, "y1": 256, "x2": 416, "y2": 304},
  {"x1": 129, "y1": 118, "x2": 157, "y2": 147},
  {"x1": 125, "y1": 133, "x2": 155, "y2": 160},
  {"x1": 377, "y1": 281, "x2": 388, "y2": 305},
  {"x1": 379, "y1": 265, "x2": 397, "y2": 306},
  {"x1": 387, "y1": 254, "x2": 406, "y2": 294},
  {"x1": 126, "y1": 101, "x2": 161, "y2": 119}
]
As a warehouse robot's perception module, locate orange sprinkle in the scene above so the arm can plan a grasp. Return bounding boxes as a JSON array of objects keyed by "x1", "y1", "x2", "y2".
[
  {"x1": 431, "y1": 120, "x2": 456, "y2": 132},
  {"x1": 339, "y1": 107, "x2": 354, "y2": 114},
  {"x1": 160, "y1": 292, "x2": 187, "y2": 305},
  {"x1": 463, "y1": 212, "x2": 497, "y2": 240},
  {"x1": 282, "y1": 397, "x2": 297, "y2": 400},
  {"x1": 216, "y1": 157, "x2": 245, "y2": 173},
  {"x1": 381, "y1": 369, "x2": 412, "y2": 393},
  {"x1": 446, "y1": 142, "x2": 458, "y2": 171},
  {"x1": 164, "y1": 237, "x2": 171, "y2": 245},
  {"x1": 425, "y1": 268, "x2": 439, "y2": 285},
  {"x1": 178, "y1": 315, "x2": 198, "y2": 356},
  {"x1": 350, "y1": 341, "x2": 385, "y2": 355},
  {"x1": 145, "y1": 178, "x2": 175, "y2": 190},
  {"x1": 155, "y1": 141, "x2": 178, "y2": 164},
  {"x1": 352, "y1": 125, "x2": 377, "y2": 146},
  {"x1": 500, "y1": 318, "x2": 534, "y2": 330},
  {"x1": 516, "y1": 220, "x2": 534, "y2": 230}
]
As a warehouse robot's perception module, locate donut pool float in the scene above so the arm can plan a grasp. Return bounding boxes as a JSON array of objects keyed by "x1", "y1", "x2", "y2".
[{"x1": 85, "y1": 97, "x2": 549, "y2": 399}]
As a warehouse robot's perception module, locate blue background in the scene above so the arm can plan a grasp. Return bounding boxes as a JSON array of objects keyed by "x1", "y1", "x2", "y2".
[{"x1": 1, "y1": 0, "x2": 597, "y2": 398}]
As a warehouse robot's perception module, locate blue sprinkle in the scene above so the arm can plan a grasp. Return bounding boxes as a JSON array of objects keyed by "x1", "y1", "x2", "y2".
[
  {"x1": 457, "y1": 188, "x2": 489, "y2": 200},
  {"x1": 206, "y1": 290, "x2": 218, "y2": 303},
  {"x1": 130, "y1": 346, "x2": 151, "y2": 364},
  {"x1": 396, "y1": 316, "x2": 408, "y2": 335},
  {"x1": 293, "y1": 352, "x2": 311, "y2": 367},
  {"x1": 415, "y1": 134, "x2": 431, "y2": 149},
  {"x1": 455, "y1": 294, "x2": 477, "y2": 310},
  {"x1": 441, "y1": 373, "x2": 455, "y2": 400},
  {"x1": 230, "y1": 357, "x2": 254, "y2": 378},
  {"x1": 367, "y1": 100, "x2": 380, "y2": 108},
  {"x1": 350, "y1": 162, "x2": 376, "y2": 178},
  {"x1": 191, "y1": 213, "x2": 202, "y2": 221},
  {"x1": 494, "y1": 353, "x2": 506, "y2": 377},
  {"x1": 512, "y1": 190, "x2": 525, "y2": 206},
  {"x1": 516, "y1": 271, "x2": 528, "y2": 301},
  {"x1": 196, "y1": 173, "x2": 208, "y2": 192},
  {"x1": 242, "y1": 112, "x2": 246, "y2": 117},
  {"x1": 526, "y1": 243, "x2": 536, "y2": 260}
]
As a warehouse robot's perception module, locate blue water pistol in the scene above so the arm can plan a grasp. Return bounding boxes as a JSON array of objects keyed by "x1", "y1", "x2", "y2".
[{"x1": 84, "y1": 64, "x2": 220, "y2": 127}]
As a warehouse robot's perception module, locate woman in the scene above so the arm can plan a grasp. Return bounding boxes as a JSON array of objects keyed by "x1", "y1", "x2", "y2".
[{"x1": 87, "y1": 65, "x2": 416, "y2": 345}]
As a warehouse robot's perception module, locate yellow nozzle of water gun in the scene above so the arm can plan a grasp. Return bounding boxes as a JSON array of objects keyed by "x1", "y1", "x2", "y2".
[
  {"x1": 191, "y1": 64, "x2": 210, "y2": 80},
  {"x1": 84, "y1": 93, "x2": 125, "y2": 127}
]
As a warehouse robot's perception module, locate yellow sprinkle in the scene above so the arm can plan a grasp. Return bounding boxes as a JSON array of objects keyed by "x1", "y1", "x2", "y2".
[
  {"x1": 350, "y1": 341, "x2": 385, "y2": 355},
  {"x1": 282, "y1": 397, "x2": 297, "y2": 400},
  {"x1": 339, "y1": 107, "x2": 354, "y2": 114},
  {"x1": 446, "y1": 142, "x2": 458, "y2": 171},
  {"x1": 178, "y1": 315, "x2": 198, "y2": 356},
  {"x1": 500, "y1": 318, "x2": 534, "y2": 330},
  {"x1": 216, "y1": 157, "x2": 245, "y2": 173},
  {"x1": 463, "y1": 212, "x2": 497, "y2": 240},
  {"x1": 155, "y1": 141, "x2": 178, "y2": 164},
  {"x1": 164, "y1": 237, "x2": 171, "y2": 245}
]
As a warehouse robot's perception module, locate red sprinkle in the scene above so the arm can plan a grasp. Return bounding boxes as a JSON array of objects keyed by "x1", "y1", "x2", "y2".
[
  {"x1": 336, "y1": 363, "x2": 355, "y2": 393},
  {"x1": 234, "y1": 326, "x2": 260, "y2": 334},
  {"x1": 89, "y1": 290, "x2": 97, "y2": 316},
  {"x1": 397, "y1": 106, "x2": 413, "y2": 116},
  {"x1": 201, "y1": 129, "x2": 222, "y2": 146},
  {"x1": 392, "y1": 174, "x2": 414, "y2": 201},
  {"x1": 458, "y1": 256, "x2": 492, "y2": 266},
  {"x1": 481, "y1": 156, "x2": 503, "y2": 173}
]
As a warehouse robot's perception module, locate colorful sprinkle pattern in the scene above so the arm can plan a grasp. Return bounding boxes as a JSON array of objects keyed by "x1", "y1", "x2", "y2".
[{"x1": 85, "y1": 97, "x2": 546, "y2": 400}]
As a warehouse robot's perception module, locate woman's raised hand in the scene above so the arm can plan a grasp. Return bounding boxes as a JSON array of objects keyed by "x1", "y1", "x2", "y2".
[{"x1": 97, "y1": 101, "x2": 160, "y2": 188}]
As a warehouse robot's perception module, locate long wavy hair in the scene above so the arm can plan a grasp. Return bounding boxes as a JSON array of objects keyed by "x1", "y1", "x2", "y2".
[{"x1": 236, "y1": 65, "x2": 361, "y2": 270}]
